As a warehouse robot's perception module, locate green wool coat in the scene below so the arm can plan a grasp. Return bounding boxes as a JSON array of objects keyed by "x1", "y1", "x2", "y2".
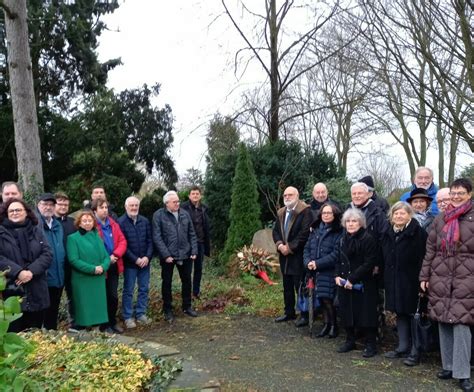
[{"x1": 66, "y1": 229, "x2": 110, "y2": 327}]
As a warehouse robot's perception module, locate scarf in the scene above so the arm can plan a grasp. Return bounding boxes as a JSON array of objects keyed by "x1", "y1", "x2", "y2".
[
  {"x1": 441, "y1": 200, "x2": 471, "y2": 256},
  {"x1": 2, "y1": 218, "x2": 35, "y2": 264},
  {"x1": 342, "y1": 228, "x2": 365, "y2": 258}
]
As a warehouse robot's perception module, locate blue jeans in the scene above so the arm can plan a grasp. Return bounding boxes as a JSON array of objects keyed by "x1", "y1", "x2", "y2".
[
  {"x1": 192, "y1": 243, "x2": 205, "y2": 296},
  {"x1": 122, "y1": 265, "x2": 150, "y2": 320}
]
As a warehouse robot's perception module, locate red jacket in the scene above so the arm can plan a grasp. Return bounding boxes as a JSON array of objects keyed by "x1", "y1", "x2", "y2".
[{"x1": 96, "y1": 217, "x2": 127, "y2": 274}]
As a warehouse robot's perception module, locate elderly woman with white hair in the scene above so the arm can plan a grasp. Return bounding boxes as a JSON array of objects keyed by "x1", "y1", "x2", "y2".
[
  {"x1": 381, "y1": 202, "x2": 428, "y2": 366},
  {"x1": 335, "y1": 208, "x2": 378, "y2": 358}
]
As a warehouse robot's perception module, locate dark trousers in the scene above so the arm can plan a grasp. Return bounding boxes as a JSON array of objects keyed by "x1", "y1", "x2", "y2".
[
  {"x1": 192, "y1": 243, "x2": 205, "y2": 296},
  {"x1": 105, "y1": 263, "x2": 119, "y2": 327},
  {"x1": 346, "y1": 326, "x2": 377, "y2": 347},
  {"x1": 282, "y1": 273, "x2": 302, "y2": 316},
  {"x1": 64, "y1": 260, "x2": 74, "y2": 323},
  {"x1": 161, "y1": 259, "x2": 192, "y2": 312},
  {"x1": 8, "y1": 310, "x2": 45, "y2": 332},
  {"x1": 43, "y1": 286, "x2": 63, "y2": 330}
]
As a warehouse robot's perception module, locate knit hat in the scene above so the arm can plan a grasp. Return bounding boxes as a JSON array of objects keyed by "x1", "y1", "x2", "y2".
[{"x1": 358, "y1": 176, "x2": 375, "y2": 192}]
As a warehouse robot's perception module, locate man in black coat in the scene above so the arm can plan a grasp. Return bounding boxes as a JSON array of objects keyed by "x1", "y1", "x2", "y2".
[
  {"x1": 180, "y1": 186, "x2": 211, "y2": 299},
  {"x1": 273, "y1": 186, "x2": 312, "y2": 325},
  {"x1": 308, "y1": 182, "x2": 341, "y2": 218},
  {"x1": 358, "y1": 176, "x2": 390, "y2": 214}
]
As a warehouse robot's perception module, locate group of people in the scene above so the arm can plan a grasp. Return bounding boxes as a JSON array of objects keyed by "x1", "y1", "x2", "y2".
[
  {"x1": 0, "y1": 182, "x2": 210, "y2": 332},
  {"x1": 272, "y1": 167, "x2": 473, "y2": 392}
]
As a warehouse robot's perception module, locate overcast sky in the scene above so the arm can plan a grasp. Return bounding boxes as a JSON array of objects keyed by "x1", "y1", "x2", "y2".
[
  {"x1": 99, "y1": 1, "x2": 246, "y2": 175},
  {"x1": 98, "y1": 1, "x2": 471, "y2": 183}
]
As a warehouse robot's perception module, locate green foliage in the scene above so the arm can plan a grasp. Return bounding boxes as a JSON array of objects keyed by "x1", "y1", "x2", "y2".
[
  {"x1": 459, "y1": 163, "x2": 474, "y2": 183},
  {"x1": 0, "y1": 270, "x2": 38, "y2": 391},
  {"x1": 204, "y1": 116, "x2": 240, "y2": 250},
  {"x1": 222, "y1": 144, "x2": 261, "y2": 264},
  {"x1": 325, "y1": 177, "x2": 352, "y2": 207},
  {"x1": 250, "y1": 140, "x2": 340, "y2": 224},
  {"x1": 140, "y1": 188, "x2": 166, "y2": 222}
]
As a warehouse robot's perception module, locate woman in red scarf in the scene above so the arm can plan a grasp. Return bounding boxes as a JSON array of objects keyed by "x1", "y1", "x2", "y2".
[{"x1": 419, "y1": 178, "x2": 473, "y2": 392}]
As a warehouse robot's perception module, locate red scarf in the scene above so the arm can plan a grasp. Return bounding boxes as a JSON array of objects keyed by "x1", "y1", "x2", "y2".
[{"x1": 441, "y1": 200, "x2": 472, "y2": 256}]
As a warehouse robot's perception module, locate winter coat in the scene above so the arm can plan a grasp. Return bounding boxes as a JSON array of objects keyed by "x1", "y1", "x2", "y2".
[
  {"x1": 419, "y1": 202, "x2": 474, "y2": 325},
  {"x1": 66, "y1": 229, "x2": 110, "y2": 326},
  {"x1": 39, "y1": 216, "x2": 66, "y2": 288},
  {"x1": 152, "y1": 208, "x2": 198, "y2": 263},
  {"x1": 401, "y1": 183, "x2": 439, "y2": 215},
  {"x1": 371, "y1": 193, "x2": 390, "y2": 215},
  {"x1": 273, "y1": 200, "x2": 312, "y2": 276},
  {"x1": 413, "y1": 211, "x2": 435, "y2": 232},
  {"x1": 96, "y1": 217, "x2": 127, "y2": 274},
  {"x1": 180, "y1": 200, "x2": 211, "y2": 256},
  {"x1": 0, "y1": 221, "x2": 52, "y2": 312},
  {"x1": 381, "y1": 219, "x2": 427, "y2": 315},
  {"x1": 118, "y1": 214, "x2": 153, "y2": 268},
  {"x1": 303, "y1": 222, "x2": 342, "y2": 299},
  {"x1": 335, "y1": 228, "x2": 378, "y2": 328}
]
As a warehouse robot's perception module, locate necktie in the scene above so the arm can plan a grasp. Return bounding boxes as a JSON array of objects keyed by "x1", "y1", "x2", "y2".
[{"x1": 284, "y1": 210, "x2": 292, "y2": 237}]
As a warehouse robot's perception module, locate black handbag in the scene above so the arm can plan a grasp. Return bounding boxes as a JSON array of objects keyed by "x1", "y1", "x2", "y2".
[
  {"x1": 3, "y1": 281, "x2": 25, "y2": 298},
  {"x1": 411, "y1": 294, "x2": 438, "y2": 352}
]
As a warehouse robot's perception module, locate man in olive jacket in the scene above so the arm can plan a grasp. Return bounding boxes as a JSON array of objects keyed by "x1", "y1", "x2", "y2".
[
  {"x1": 273, "y1": 186, "x2": 312, "y2": 325},
  {"x1": 152, "y1": 191, "x2": 198, "y2": 322}
]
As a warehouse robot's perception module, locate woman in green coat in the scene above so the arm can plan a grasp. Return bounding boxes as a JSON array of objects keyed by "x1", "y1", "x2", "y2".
[{"x1": 67, "y1": 210, "x2": 110, "y2": 327}]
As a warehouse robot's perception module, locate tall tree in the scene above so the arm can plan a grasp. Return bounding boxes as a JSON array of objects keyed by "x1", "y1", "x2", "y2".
[
  {"x1": 222, "y1": 143, "x2": 261, "y2": 264},
  {"x1": 222, "y1": 0, "x2": 340, "y2": 142},
  {"x1": 1, "y1": 0, "x2": 43, "y2": 197}
]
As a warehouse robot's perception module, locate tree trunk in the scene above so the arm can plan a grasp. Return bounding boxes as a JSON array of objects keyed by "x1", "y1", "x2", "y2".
[
  {"x1": 268, "y1": 0, "x2": 279, "y2": 142},
  {"x1": 3, "y1": 0, "x2": 44, "y2": 198}
]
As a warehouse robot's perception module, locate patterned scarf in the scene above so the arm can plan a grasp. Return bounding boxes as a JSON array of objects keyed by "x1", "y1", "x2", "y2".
[{"x1": 441, "y1": 200, "x2": 472, "y2": 256}]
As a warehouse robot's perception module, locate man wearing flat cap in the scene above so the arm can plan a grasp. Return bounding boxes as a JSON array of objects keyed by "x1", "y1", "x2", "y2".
[
  {"x1": 37, "y1": 193, "x2": 66, "y2": 330},
  {"x1": 406, "y1": 188, "x2": 435, "y2": 231}
]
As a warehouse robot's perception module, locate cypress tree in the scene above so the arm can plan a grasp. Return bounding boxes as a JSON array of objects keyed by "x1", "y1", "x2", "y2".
[{"x1": 222, "y1": 143, "x2": 261, "y2": 264}]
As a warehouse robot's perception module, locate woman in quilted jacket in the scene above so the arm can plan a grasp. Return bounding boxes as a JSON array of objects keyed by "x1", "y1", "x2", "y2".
[{"x1": 419, "y1": 178, "x2": 473, "y2": 392}]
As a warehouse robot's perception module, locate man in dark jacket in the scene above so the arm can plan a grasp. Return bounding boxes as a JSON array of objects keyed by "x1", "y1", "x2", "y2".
[
  {"x1": 1, "y1": 181, "x2": 23, "y2": 205},
  {"x1": 273, "y1": 186, "x2": 312, "y2": 325},
  {"x1": 118, "y1": 196, "x2": 153, "y2": 329},
  {"x1": 180, "y1": 186, "x2": 211, "y2": 299},
  {"x1": 37, "y1": 193, "x2": 66, "y2": 330},
  {"x1": 54, "y1": 192, "x2": 76, "y2": 329},
  {"x1": 308, "y1": 182, "x2": 341, "y2": 217},
  {"x1": 153, "y1": 190, "x2": 198, "y2": 322}
]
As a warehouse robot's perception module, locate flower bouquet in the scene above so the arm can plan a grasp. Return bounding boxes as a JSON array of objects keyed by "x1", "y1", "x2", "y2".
[{"x1": 236, "y1": 245, "x2": 279, "y2": 285}]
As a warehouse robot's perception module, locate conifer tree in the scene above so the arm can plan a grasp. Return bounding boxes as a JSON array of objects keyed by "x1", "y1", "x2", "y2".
[{"x1": 222, "y1": 143, "x2": 261, "y2": 264}]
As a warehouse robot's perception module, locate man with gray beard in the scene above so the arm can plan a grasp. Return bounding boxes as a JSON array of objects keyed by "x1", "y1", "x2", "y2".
[{"x1": 273, "y1": 186, "x2": 312, "y2": 325}]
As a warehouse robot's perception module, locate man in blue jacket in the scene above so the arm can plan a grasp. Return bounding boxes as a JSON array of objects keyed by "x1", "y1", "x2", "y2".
[
  {"x1": 37, "y1": 193, "x2": 65, "y2": 330},
  {"x1": 153, "y1": 191, "x2": 198, "y2": 322},
  {"x1": 118, "y1": 196, "x2": 153, "y2": 329},
  {"x1": 400, "y1": 167, "x2": 439, "y2": 215}
]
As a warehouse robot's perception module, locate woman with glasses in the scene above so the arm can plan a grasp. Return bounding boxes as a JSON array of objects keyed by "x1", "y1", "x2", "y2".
[
  {"x1": 303, "y1": 202, "x2": 342, "y2": 338},
  {"x1": 420, "y1": 178, "x2": 473, "y2": 392},
  {"x1": 0, "y1": 199, "x2": 52, "y2": 332}
]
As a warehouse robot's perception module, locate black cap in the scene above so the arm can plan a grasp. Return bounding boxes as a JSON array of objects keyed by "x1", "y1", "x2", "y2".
[
  {"x1": 359, "y1": 176, "x2": 375, "y2": 191},
  {"x1": 407, "y1": 188, "x2": 433, "y2": 203},
  {"x1": 37, "y1": 193, "x2": 56, "y2": 204}
]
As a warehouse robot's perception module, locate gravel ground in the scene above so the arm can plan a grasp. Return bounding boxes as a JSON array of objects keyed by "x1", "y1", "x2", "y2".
[{"x1": 127, "y1": 313, "x2": 464, "y2": 392}]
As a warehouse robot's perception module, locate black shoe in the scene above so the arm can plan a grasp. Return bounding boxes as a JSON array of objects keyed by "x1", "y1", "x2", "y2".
[
  {"x1": 403, "y1": 355, "x2": 420, "y2": 367},
  {"x1": 459, "y1": 379, "x2": 473, "y2": 392},
  {"x1": 437, "y1": 369, "x2": 453, "y2": 380},
  {"x1": 384, "y1": 350, "x2": 408, "y2": 359},
  {"x1": 337, "y1": 341, "x2": 356, "y2": 353},
  {"x1": 183, "y1": 308, "x2": 198, "y2": 317},
  {"x1": 164, "y1": 310, "x2": 174, "y2": 322},
  {"x1": 316, "y1": 323, "x2": 330, "y2": 338},
  {"x1": 295, "y1": 318, "x2": 309, "y2": 328},
  {"x1": 111, "y1": 324, "x2": 124, "y2": 334},
  {"x1": 327, "y1": 325, "x2": 338, "y2": 339},
  {"x1": 363, "y1": 345, "x2": 377, "y2": 358},
  {"x1": 274, "y1": 314, "x2": 296, "y2": 323}
]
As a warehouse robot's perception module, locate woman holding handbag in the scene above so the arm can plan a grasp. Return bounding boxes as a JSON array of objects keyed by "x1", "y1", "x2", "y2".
[
  {"x1": 381, "y1": 202, "x2": 427, "y2": 365},
  {"x1": 420, "y1": 178, "x2": 473, "y2": 392}
]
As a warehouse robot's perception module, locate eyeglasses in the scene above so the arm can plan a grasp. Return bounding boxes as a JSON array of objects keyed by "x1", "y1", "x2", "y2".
[
  {"x1": 449, "y1": 191, "x2": 468, "y2": 197},
  {"x1": 170, "y1": 200, "x2": 180, "y2": 204},
  {"x1": 8, "y1": 208, "x2": 25, "y2": 214},
  {"x1": 321, "y1": 211, "x2": 334, "y2": 215}
]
